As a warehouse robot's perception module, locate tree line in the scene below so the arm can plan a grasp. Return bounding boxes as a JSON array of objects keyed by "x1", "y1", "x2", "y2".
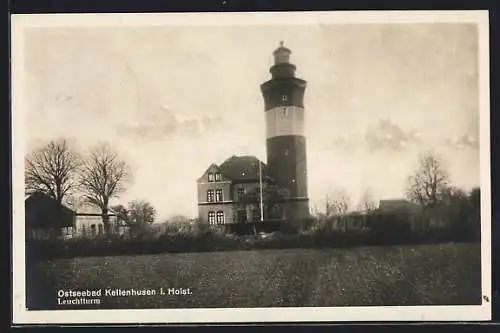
[
  {"x1": 405, "y1": 150, "x2": 480, "y2": 237},
  {"x1": 26, "y1": 139, "x2": 480, "y2": 242},
  {"x1": 313, "y1": 150, "x2": 480, "y2": 239},
  {"x1": 25, "y1": 138, "x2": 157, "y2": 234}
]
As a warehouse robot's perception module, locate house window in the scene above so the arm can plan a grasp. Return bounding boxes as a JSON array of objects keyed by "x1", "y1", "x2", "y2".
[
  {"x1": 215, "y1": 172, "x2": 222, "y2": 181},
  {"x1": 216, "y1": 211, "x2": 225, "y2": 224},
  {"x1": 237, "y1": 188, "x2": 246, "y2": 201},
  {"x1": 61, "y1": 226, "x2": 73, "y2": 239},
  {"x1": 215, "y1": 189, "x2": 223, "y2": 202},
  {"x1": 90, "y1": 224, "x2": 96, "y2": 236},
  {"x1": 282, "y1": 94, "x2": 287, "y2": 101},
  {"x1": 207, "y1": 189, "x2": 214, "y2": 202},
  {"x1": 208, "y1": 172, "x2": 214, "y2": 182},
  {"x1": 208, "y1": 211, "x2": 216, "y2": 225}
]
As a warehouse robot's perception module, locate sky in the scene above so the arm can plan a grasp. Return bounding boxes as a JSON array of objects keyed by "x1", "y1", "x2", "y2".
[{"x1": 22, "y1": 23, "x2": 481, "y2": 220}]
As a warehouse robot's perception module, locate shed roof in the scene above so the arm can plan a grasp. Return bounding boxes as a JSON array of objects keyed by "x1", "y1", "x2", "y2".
[{"x1": 25, "y1": 192, "x2": 75, "y2": 229}]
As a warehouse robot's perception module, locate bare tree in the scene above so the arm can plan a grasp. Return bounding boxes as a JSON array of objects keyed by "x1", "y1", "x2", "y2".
[
  {"x1": 166, "y1": 214, "x2": 192, "y2": 224},
  {"x1": 64, "y1": 195, "x2": 86, "y2": 212},
  {"x1": 320, "y1": 189, "x2": 351, "y2": 230},
  {"x1": 406, "y1": 151, "x2": 450, "y2": 208},
  {"x1": 360, "y1": 188, "x2": 377, "y2": 212},
  {"x1": 329, "y1": 189, "x2": 351, "y2": 217},
  {"x1": 323, "y1": 194, "x2": 333, "y2": 218},
  {"x1": 319, "y1": 189, "x2": 351, "y2": 218},
  {"x1": 25, "y1": 139, "x2": 81, "y2": 205},
  {"x1": 79, "y1": 143, "x2": 131, "y2": 234}
]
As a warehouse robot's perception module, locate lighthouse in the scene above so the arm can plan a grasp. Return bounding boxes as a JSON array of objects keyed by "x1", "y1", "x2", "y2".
[{"x1": 260, "y1": 41, "x2": 310, "y2": 220}]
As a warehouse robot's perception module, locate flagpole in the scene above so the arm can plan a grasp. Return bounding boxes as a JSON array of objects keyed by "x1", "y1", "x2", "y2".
[{"x1": 259, "y1": 160, "x2": 264, "y2": 222}]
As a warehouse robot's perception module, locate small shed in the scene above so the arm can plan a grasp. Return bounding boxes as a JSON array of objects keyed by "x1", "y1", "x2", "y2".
[{"x1": 25, "y1": 192, "x2": 76, "y2": 239}]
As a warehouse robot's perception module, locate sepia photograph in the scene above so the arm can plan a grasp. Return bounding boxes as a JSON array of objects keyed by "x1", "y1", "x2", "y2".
[{"x1": 11, "y1": 11, "x2": 491, "y2": 324}]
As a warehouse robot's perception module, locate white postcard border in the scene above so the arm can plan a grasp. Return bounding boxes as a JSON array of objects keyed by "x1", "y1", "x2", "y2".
[{"x1": 11, "y1": 10, "x2": 491, "y2": 324}]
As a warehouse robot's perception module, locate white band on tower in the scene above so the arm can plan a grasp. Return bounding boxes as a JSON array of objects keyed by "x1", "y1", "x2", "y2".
[{"x1": 266, "y1": 106, "x2": 305, "y2": 138}]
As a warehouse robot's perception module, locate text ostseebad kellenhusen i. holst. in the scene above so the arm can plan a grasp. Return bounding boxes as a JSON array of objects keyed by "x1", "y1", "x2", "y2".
[{"x1": 56, "y1": 288, "x2": 193, "y2": 305}]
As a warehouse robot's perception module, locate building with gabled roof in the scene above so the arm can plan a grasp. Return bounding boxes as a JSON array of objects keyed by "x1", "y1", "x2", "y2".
[
  {"x1": 25, "y1": 191, "x2": 76, "y2": 239},
  {"x1": 25, "y1": 191, "x2": 125, "y2": 239},
  {"x1": 378, "y1": 199, "x2": 420, "y2": 215},
  {"x1": 197, "y1": 155, "x2": 289, "y2": 225},
  {"x1": 72, "y1": 201, "x2": 121, "y2": 237},
  {"x1": 211, "y1": 155, "x2": 275, "y2": 183}
]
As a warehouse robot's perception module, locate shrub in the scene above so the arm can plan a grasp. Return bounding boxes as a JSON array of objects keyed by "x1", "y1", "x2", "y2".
[{"x1": 26, "y1": 213, "x2": 481, "y2": 261}]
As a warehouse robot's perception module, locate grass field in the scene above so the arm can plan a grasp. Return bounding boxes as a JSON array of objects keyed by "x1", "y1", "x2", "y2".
[{"x1": 27, "y1": 243, "x2": 482, "y2": 309}]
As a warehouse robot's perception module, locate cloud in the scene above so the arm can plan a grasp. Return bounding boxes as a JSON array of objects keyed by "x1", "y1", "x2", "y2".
[
  {"x1": 115, "y1": 105, "x2": 226, "y2": 140},
  {"x1": 326, "y1": 119, "x2": 423, "y2": 152},
  {"x1": 444, "y1": 134, "x2": 478, "y2": 150},
  {"x1": 364, "y1": 119, "x2": 422, "y2": 152}
]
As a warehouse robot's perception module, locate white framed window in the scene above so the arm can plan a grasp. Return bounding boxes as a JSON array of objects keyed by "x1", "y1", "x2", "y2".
[
  {"x1": 208, "y1": 211, "x2": 216, "y2": 224},
  {"x1": 216, "y1": 211, "x2": 225, "y2": 224},
  {"x1": 208, "y1": 172, "x2": 214, "y2": 182},
  {"x1": 215, "y1": 172, "x2": 222, "y2": 181},
  {"x1": 215, "y1": 188, "x2": 223, "y2": 202},
  {"x1": 282, "y1": 94, "x2": 287, "y2": 101},
  {"x1": 207, "y1": 189, "x2": 214, "y2": 202}
]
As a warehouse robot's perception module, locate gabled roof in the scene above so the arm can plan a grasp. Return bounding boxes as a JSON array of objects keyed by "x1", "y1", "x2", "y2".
[
  {"x1": 196, "y1": 163, "x2": 220, "y2": 183},
  {"x1": 219, "y1": 155, "x2": 271, "y2": 182},
  {"x1": 378, "y1": 199, "x2": 419, "y2": 213},
  {"x1": 198, "y1": 155, "x2": 275, "y2": 183},
  {"x1": 25, "y1": 192, "x2": 76, "y2": 229},
  {"x1": 74, "y1": 201, "x2": 117, "y2": 216}
]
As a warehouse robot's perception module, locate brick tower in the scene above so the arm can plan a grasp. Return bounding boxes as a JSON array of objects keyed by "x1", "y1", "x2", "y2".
[{"x1": 260, "y1": 41, "x2": 309, "y2": 220}]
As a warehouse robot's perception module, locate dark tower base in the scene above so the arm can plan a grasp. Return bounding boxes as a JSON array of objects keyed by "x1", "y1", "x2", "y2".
[
  {"x1": 286, "y1": 199, "x2": 310, "y2": 221},
  {"x1": 266, "y1": 135, "x2": 309, "y2": 219}
]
